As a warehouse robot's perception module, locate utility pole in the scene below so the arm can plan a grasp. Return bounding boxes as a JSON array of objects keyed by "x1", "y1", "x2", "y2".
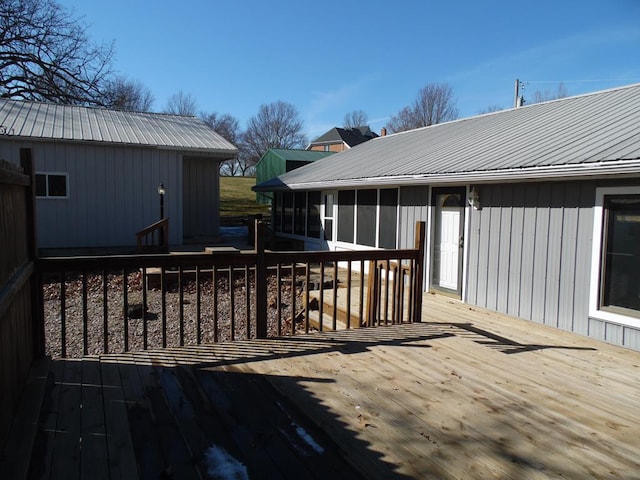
[{"x1": 514, "y1": 79, "x2": 524, "y2": 107}]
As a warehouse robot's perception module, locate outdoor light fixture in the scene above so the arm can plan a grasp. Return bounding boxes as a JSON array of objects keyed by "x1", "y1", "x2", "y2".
[
  {"x1": 158, "y1": 182, "x2": 166, "y2": 219},
  {"x1": 468, "y1": 186, "x2": 480, "y2": 210}
]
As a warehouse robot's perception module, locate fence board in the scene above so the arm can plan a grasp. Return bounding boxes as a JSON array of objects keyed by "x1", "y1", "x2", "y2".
[{"x1": 0, "y1": 150, "x2": 37, "y2": 453}]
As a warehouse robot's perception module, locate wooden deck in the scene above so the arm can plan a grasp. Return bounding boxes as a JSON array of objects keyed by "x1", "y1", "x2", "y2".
[{"x1": 3, "y1": 293, "x2": 640, "y2": 479}]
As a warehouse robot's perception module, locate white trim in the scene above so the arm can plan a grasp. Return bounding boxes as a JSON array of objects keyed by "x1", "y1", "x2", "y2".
[
  {"x1": 462, "y1": 185, "x2": 472, "y2": 301},
  {"x1": 424, "y1": 186, "x2": 432, "y2": 292},
  {"x1": 589, "y1": 186, "x2": 640, "y2": 329}
]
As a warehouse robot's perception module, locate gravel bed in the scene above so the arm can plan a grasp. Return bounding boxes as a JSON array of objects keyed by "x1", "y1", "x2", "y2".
[{"x1": 43, "y1": 270, "x2": 307, "y2": 358}]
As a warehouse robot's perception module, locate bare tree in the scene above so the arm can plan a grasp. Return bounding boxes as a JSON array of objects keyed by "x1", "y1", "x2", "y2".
[
  {"x1": 165, "y1": 91, "x2": 198, "y2": 116},
  {"x1": 528, "y1": 82, "x2": 568, "y2": 104},
  {"x1": 200, "y1": 112, "x2": 240, "y2": 144},
  {"x1": 343, "y1": 110, "x2": 369, "y2": 128},
  {"x1": 200, "y1": 111, "x2": 241, "y2": 174},
  {"x1": 478, "y1": 105, "x2": 504, "y2": 114},
  {"x1": 242, "y1": 101, "x2": 307, "y2": 175},
  {"x1": 0, "y1": 0, "x2": 114, "y2": 105},
  {"x1": 388, "y1": 83, "x2": 459, "y2": 133},
  {"x1": 102, "y1": 76, "x2": 154, "y2": 111}
]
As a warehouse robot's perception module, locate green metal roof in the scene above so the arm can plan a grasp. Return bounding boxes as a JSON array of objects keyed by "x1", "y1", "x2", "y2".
[{"x1": 265, "y1": 149, "x2": 335, "y2": 162}]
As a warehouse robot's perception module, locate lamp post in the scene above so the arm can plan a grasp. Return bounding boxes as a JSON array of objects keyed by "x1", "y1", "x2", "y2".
[
  {"x1": 158, "y1": 183, "x2": 166, "y2": 246},
  {"x1": 158, "y1": 182, "x2": 166, "y2": 219}
]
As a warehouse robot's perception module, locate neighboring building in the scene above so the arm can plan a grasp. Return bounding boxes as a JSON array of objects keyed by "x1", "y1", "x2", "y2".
[
  {"x1": 254, "y1": 149, "x2": 334, "y2": 204},
  {"x1": 307, "y1": 126, "x2": 379, "y2": 152},
  {"x1": 255, "y1": 83, "x2": 640, "y2": 351},
  {"x1": 0, "y1": 98, "x2": 237, "y2": 250}
]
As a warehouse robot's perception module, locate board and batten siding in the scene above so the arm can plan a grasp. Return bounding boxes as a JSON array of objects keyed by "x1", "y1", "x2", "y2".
[
  {"x1": 0, "y1": 140, "x2": 182, "y2": 248},
  {"x1": 183, "y1": 155, "x2": 220, "y2": 239},
  {"x1": 465, "y1": 181, "x2": 640, "y2": 351},
  {"x1": 398, "y1": 186, "x2": 430, "y2": 288}
]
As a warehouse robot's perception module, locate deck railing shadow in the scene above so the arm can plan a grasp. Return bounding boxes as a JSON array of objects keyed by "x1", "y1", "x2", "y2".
[
  {"x1": 139, "y1": 322, "x2": 456, "y2": 369},
  {"x1": 431, "y1": 322, "x2": 598, "y2": 354},
  {"x1": 26, "y1": 349, "x2": 422, "y2": 479}
]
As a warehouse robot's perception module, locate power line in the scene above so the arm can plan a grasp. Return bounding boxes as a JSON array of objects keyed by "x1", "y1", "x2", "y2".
[{"x1": 524, "y1": 78, "x2": 640, "y2": 85}]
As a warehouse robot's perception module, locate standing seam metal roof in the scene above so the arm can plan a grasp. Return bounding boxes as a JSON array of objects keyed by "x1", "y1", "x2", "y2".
[
  {"x1": 0, "y1": 98, "x2": 238, "y2": 155},
  {"x1": 256, "y1": 83, "x2": 640, "y2": 190}
]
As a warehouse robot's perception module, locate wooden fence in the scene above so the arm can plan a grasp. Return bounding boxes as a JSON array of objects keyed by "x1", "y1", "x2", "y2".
[
  {"x1": 0, "y1": 149, "x2": 39, "y2": 450},
  {"x1": 38, "y1": 222, "x2": 425, "y2": 358}
]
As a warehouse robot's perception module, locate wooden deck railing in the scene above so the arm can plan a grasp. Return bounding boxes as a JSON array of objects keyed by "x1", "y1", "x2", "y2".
[
  {"x1": 135, "y1": 218, "x2": 169, "y2": 253},
  {"x1": 37, "y1": 222, "x2": 425, "y2": 358}
]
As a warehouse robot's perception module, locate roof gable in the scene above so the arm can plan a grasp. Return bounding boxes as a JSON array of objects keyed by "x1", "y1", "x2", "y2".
[
  {"x1": 258, "y1": 84, "x2": 640, "y2": 190},
  {"x1": 0, "y1": 99, "x2": 238, "y2": 155},
  {"x1": 309, "y1": 126, "x2": 378, "y2": 148}
]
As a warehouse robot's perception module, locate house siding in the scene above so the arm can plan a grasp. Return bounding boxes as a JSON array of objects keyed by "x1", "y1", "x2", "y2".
[
  {"x1": 465, "y1": 180, "x2": 640, "y2": 351},
  {"x1": 398, "y1": 186, "x2": 430, "y2": 287},
  {"x1": 183, "y1": 155, "x2": 220, "y2": 239},
  {"x1": 0, "y1": 140, "x2": 183, "y2": 248}
]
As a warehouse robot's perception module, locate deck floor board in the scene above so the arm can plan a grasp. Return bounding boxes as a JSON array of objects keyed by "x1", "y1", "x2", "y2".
[{"x1": 13, "y1": 293, "x2": 640, "y2": 479}]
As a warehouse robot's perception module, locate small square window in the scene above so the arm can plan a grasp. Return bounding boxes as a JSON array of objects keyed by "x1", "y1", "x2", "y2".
[{"x1": 36, "y1": 173, "x2": 68, "y2": 198}]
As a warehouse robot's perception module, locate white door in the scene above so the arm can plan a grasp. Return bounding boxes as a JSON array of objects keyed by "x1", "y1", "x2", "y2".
[
  {"x1": 438, "y1": 209, "x2": 461, "y2": 289},
  {"x1": 432, "y1": 189, "x2": 465, "y2": 295}
]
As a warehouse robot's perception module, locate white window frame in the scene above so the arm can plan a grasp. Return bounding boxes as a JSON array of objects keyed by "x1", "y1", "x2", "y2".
[
  {"x1": 36, "y1": 172, "x2": 69, "y2": 199},
  {"x1": 589, "y1": 186, "x2": 640, "y2": 329}
]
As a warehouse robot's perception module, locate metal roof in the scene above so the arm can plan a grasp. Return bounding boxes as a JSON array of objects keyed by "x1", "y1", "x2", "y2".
[
  {"x1": 0, "y1": 98, "x2": 238, "y2": 156},
  {"x1": 256, "y1": 83, "x2": 640, "y2": 191}
]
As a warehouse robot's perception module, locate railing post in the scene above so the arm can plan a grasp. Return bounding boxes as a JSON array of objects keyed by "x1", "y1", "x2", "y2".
[
  {"x1": 365, "y1": 260, "x2": 377, "y2": 326},
  {"x1": 255, "y1": 220, "x2": 267, "y2": 338},
  {"x1": 21, "y1": 148, "x2": 44, "y2": 357},
  {"x1": 413, "y1": 221, "x2": 426, "y2": 323}
]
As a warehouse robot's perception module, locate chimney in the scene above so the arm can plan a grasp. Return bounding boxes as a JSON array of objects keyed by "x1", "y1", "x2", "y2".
[{"x1": 380, "y1": 127, "x2": 387, "y2": 137}]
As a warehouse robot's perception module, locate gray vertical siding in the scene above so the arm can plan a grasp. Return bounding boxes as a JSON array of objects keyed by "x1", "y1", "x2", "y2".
[
  {"x1": 398, "y1": 186, "x2": 429, "y2": 249},
  {"x1": 399, "y1": 186, "x2": 430, "y2": 288},
  {"x1": 466, "y1": 181, "x2": 640, "y2": 351},
  {"x1": 1, "y1": 140, "x2": 183, "y2": 248},
  {"x1": 183, "y1": 156, "x2": 220, "y2": 238}
]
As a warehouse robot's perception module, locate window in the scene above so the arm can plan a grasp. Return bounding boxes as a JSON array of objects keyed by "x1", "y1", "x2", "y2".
[
  {"x1": 294, "y1": 192, "x2": 306, "y2": 236},
  {"x1": 322, "y1": 192, "x2": 335, "y2": 241},
  {"x1": 590, "y1": 187, "x2": 640, "y2": 328},
  {"x1": 601, "y1": 195, "x2": 640, "y2": 312},
  {"x1": 378, "y1": 189, "x2": 398, "y2": 248},
  {"x1": 273, "y1": 192, "x2": 283, "y2": 232},
  {"x1": 36, "y1": 173, "x2": 68, "y2": 198},
  {"x1": 282, "y1": 192, "x2": 293, "y2": 234},
  {"x1": 356, "y1": 189, "x2": 377, "y2": 247},
  {"x1": 307, "y1": 191, "x2": 321, "y2": 238},
  {"x1": 337, "y1": 190, "x2": 355, "y2": 243}
]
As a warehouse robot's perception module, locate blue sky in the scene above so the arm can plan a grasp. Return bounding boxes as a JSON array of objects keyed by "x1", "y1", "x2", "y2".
[{"x1": 59, "y1": 0, "x2": 640, "y2": 140}]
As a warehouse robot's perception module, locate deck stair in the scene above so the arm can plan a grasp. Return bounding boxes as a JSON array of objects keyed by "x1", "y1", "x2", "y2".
[{"x1": 305, "y1": 264, "x2": 412, "y2": 332}]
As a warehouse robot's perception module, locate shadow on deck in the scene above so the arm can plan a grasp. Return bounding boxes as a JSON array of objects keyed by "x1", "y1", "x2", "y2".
[{"x1": 3, "y1": 295, "x2": 640, "y2": 479}]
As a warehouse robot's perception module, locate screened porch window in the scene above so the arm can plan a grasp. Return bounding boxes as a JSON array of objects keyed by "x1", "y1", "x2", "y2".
[{"x1": 601, "y1": 195, "x2": 640, "y2": 315}]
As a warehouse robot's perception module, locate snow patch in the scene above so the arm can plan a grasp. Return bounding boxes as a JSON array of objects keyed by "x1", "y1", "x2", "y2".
[
  {"x1": 204, "y1": 445, "x2": 249, "y2": 480},
  {"x1": 292, "y1": 422, "x2": 325, "y2": 455}
]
